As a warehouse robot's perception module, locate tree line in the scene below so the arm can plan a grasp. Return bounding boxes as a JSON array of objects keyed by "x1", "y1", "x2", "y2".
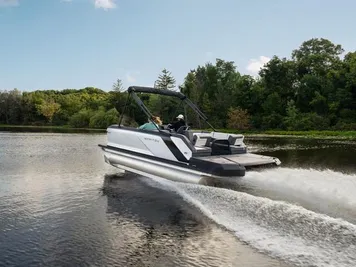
[{"x1": 1, "y1": 38, "x2": 355, "y2": 131}]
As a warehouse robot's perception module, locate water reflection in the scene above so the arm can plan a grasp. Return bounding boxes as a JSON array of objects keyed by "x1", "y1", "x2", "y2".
[
  {"x1": 102, "y1": 173, "x2": 289, "y2": 267},
  {"x1": 246, "y1": 137, "x2": 356, "y2": 173}
]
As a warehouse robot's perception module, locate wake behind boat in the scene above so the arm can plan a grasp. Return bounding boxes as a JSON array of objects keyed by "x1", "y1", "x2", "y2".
[{"x1": 99, "y1": 86, "x2": 281, "y2": 184}]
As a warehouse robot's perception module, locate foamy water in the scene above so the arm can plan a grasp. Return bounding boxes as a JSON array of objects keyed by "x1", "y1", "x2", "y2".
[
  {"x1": 141, "y1": 168, "x2": 356, "y2": 267},
  {"x1": 240, "y1": 168, "x2": 356, "y2": 224}
]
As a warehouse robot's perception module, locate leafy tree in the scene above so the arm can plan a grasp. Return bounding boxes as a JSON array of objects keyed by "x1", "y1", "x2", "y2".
[
  {"x1": 227, "y1": 107, "x2": 250, "y2": 130},
  {"x1": 262, "y1": 92, "x2": 283, "y2": 115},
  {"x1": 36, "y1": 99, "x2": 61, "y2": 123},
  {"x1": 310, "y1": 91, "x2": 328, "y2": 115},
  {"x1": 295, "y1": 112, "x2": 330, "y2": 131},
  {"x1": 89, "y1": 107, "x2": 119, "y2": 129},
  {"x1": 104, "y1": 108, "x2": 120, "y2": 126},
  {"x1": 1, "y1": 37, "x2": 356, "y2": 131},
  {"x1": 69, "y1": 109, "x2": 94, "y2": 128},
  {"x1": 343, "y1": 52, "x2": 356, "y2": 109},
  {"x1": 0, "y1": 89, "x2": 22, "y2": 124},
  {"x1": 284, "y1": 100, "x2": 298, "y2": 130},
  {"x1": 292, "y1": 38, "x2": 344, "y2": 76}
]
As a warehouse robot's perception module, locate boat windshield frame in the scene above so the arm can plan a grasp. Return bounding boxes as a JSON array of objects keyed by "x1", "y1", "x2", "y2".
[{"x1": 119, "y1": 86, "x2": 216, "y2": 132}]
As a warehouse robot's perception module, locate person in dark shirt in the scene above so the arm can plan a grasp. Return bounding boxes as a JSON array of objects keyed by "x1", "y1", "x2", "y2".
[{"x1": 168, "y1": 114, "x2": 186, "y2": 132}]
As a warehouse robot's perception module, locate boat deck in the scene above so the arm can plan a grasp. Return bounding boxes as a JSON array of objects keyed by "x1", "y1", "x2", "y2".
[{"x1": 192, "y1": 153, "x2": 281, "y2": 168}]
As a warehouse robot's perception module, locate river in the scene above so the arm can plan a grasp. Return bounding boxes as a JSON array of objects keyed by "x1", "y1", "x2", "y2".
[{"x1": 0, "y1": 131, "x2": 355, "y2": 267}]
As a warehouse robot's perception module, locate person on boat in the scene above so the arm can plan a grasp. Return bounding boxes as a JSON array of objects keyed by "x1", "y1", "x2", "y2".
[
  {"x1": 168, "y1": 114, "x2": 186, "y2": 132},
  {"x1": 138, "y1": 116, "x2": 162, "y2": 130}
]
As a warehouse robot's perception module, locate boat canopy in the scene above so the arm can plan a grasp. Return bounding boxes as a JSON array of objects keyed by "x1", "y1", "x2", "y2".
[
  {"x1": 121, "y1": 85, "x2": 215, "y2": 131},
  {"x1": 127, "y1": 86, "x2": 187, "y2": 100}
]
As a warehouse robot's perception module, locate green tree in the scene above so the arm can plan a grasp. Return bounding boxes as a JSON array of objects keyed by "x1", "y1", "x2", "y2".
[
  {"x1": 69, "y1": 109, "x2": 93, "y2": 128},
  {"x1": 89, "y1": 107, "x2": 119, "y2": 129},
  {"x1": 155, "y1": 69, "x2": 176, "y2": 89},
  {"x1": 227, "y1": 107, "x2": 250, "y2": 130},
  {"x1": 36, "y1": 99, "x2": 61, "y2": 123},
  {"x1": 0, "y1": 89, "x2": 23, "y2": 124},
  {"x1": 180, "y1": 59, "x2": 243, "y2": 128},
  {"x1": 292, "y1": 38, "x2": 344, "y2": 77},
  {"x1": 284, "y1": 100, "x2": 299, "y2": 130},
  {"x1": 1, "y1": 37, "x2": 355, "y2": 131},
  {"x1": 112, "y1": 78, "x2": 124, "y2": 92}
]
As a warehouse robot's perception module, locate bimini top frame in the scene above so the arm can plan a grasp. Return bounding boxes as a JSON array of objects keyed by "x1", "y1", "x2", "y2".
[
  {"x1": 128, "y1": 86, "x2": 186, "y2": 100},
  {"x1": 119, "y1": 86, "x2": 216, "y2": 131}
]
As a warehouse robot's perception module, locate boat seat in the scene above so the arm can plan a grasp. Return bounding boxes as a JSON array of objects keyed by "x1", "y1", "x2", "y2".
[
  {"x1": 211, "y1": 139, "x2": 231, "y2": 156},
  {"x1": 230, "y1": 145, "x2": 247, "y2": 154},
  {"x1": 228, "y1": 136, "x2": 238, "y2": 145},
  {"x1": 171, "y1": 131, "x2": 197, "y2": 153},
  {"x1": 177, "y1": 125, "x2": 190, "y2": 134},
  {"x1": 191, "y1": 132, "x2": 213, "y2": 157},
  {"x1": 228, "y1": 135, "x2": 244, "y2": 146},
  {"x1": 184, "y1": 130, "x2": 195, "y2": 144},
  {"x1": 211, "y1": 132, "x2": 244, "y2": 146},
  {"x1": 193, "y1": 146, "x2": 212, "y2": 157},
  {"x1": 193, "y1": 133, "x2": 212, "y2": 147}
]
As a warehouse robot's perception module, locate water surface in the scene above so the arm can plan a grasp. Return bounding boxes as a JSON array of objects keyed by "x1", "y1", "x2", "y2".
[{"x1": 0, "y1": 132, "x2": 355, "y2": 267}]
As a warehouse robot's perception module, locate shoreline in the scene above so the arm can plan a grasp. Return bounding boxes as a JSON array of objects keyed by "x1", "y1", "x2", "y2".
[
  {"x1": 1, "y1": 125, "x2": 356, "y2": 140},
  {"x1": 0, "y1": 124, "x2": 106, "y2": 133},
  {"x1": 210, "y1": 129, "x2": 356, "y2": 140}
]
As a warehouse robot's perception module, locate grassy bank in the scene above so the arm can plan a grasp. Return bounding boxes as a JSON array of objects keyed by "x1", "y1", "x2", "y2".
[
  {"x1": 0, "y1": 124, "x2": 106, "y2": 133},
  {"x1": 214, "y1": 129, "x2": 356, "y2": 140},
  {"x1": 1, "y1": 124, "x2": 356, "y2": 140}
]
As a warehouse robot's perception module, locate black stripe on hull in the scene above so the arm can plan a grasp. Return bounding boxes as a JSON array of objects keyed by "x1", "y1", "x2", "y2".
[
  {"x1": 161, "y1": 137, "x2": 188, "y2": 162},
  {"x1": 100, "y1": 144, "x2": 193, "y2": 169}
]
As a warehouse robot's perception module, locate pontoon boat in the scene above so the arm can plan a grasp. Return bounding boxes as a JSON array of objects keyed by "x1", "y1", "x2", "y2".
[{"x1": 99, "y1": 86, "x2": 281, "y2": 184}]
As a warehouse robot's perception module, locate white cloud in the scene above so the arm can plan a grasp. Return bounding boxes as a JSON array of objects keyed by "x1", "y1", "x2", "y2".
[
  {"x1": 246, "y1": 56, "x2": 271, "y2": 75},
  {"x1": 125, "y1": 71, "x2": 140, "y2": 83},
  {"x1": 94, "y1": 0, "x2": 116, "y2": 10},
  {"x1": 0, "y1": 0, "x2": 19, "y2": 7},
  {"x1": 126, "y1": 73, "x2": 136, "y2": 83},
  {"x1": 126, "y1": 74, "x2": 136, "y2": 83}
]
